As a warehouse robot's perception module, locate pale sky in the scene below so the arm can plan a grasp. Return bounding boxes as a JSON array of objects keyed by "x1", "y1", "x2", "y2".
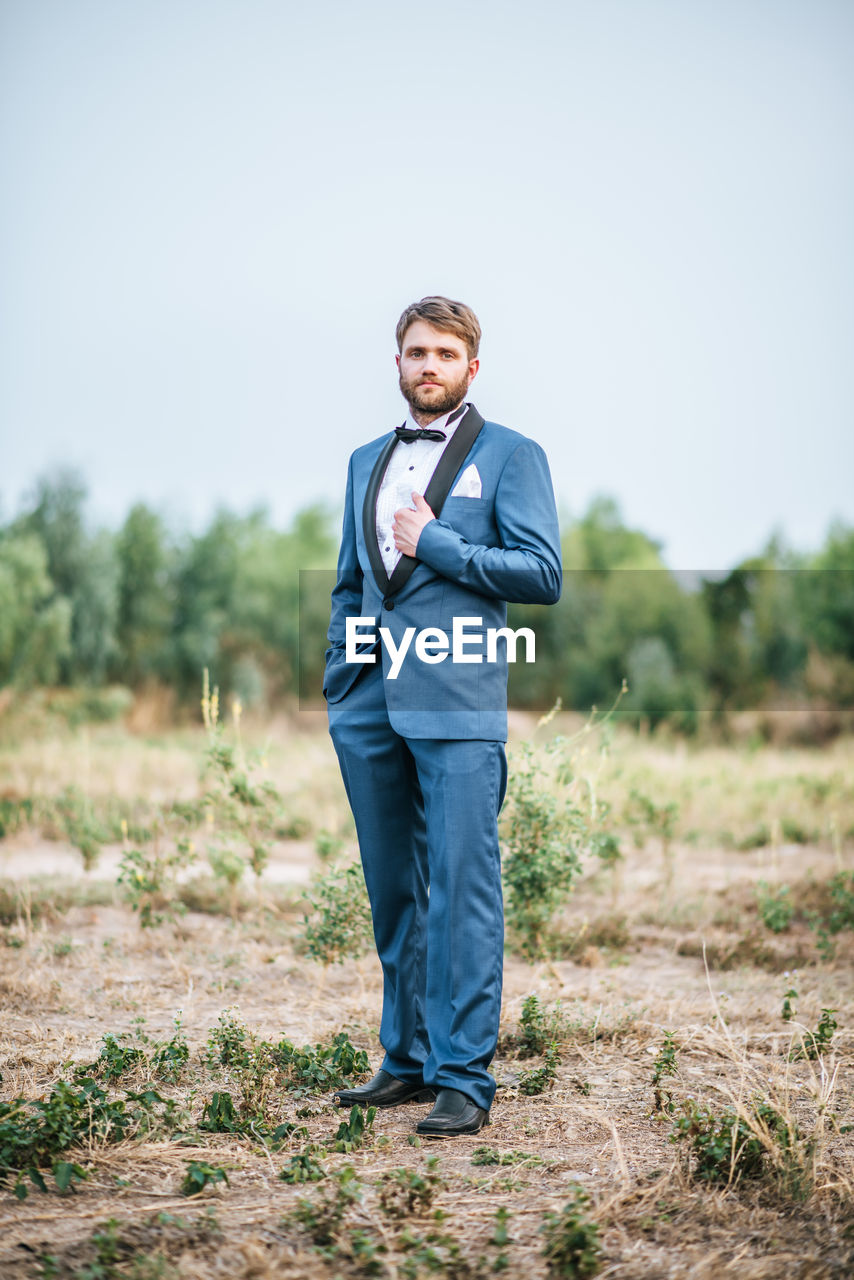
[{"x1": 2, "y1": 0, "x2": 852, "y2": 569}]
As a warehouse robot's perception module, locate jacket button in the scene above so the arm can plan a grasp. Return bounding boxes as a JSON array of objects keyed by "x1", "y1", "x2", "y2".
[{"x1": 384, "y1": 599, "x2": 395, "y2": 610}]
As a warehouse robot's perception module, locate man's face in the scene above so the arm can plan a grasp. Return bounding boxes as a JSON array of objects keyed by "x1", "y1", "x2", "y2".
[{"x1": 396, "y1": 320, "x2": 479, "y2": 421}]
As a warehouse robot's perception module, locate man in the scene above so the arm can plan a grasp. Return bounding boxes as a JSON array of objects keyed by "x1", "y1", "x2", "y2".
[{"x1": 324, "y1": 296, "x2": 562, "y2": 1137}]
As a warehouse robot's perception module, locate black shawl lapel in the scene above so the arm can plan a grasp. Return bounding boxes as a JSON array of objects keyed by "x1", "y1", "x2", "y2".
[
  {"x1": 361, "y1": 434, "x2": 398, "y2": 590},
  {"x1": 385, "y1": 403, "x2": 485, "y2": 598}
]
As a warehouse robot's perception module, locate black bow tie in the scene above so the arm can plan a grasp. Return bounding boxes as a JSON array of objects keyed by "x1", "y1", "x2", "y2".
[
  {"x1": 395, "y1": 425, "x2": 447, "y2": 442},
  {"x1": 394, "y1": 403, "x2": 467, "y2": 444}
]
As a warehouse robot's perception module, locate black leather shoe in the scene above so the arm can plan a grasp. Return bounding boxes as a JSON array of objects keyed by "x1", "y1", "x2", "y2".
[
  {"x1": 415, "y1": 1088, "x2": 490, "y2": 1137},
  {"x1": 333, "y1": 1069, "x2": 436, "y2": 1109}
]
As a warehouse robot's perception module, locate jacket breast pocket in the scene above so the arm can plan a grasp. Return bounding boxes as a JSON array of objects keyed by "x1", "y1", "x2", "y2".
[{"x1": 438, "y1": 496, "x2": 496, "y2": 542}]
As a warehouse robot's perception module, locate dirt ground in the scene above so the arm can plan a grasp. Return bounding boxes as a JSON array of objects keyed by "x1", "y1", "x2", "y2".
[{"x1": 0, "y1": 721, "x2": 852, "y2": 1278}]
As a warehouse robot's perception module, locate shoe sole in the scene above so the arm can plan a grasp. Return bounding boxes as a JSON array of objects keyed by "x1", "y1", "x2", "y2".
[
  {"x1": 416, "y1": 1116, "x2": 490, "y2": 1139},
  {"x1": 333, "y1": 1088, "x2": 436, "y2": 1109}
]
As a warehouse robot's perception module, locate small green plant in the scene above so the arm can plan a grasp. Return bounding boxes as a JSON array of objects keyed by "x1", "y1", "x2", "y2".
[
  {"x1": 118, "y1": 841, "x2": 196, "y2": 928},
  {"x1": 180, "y1": 1160, "x2": 229, "y2": 1196},
  {"x1": 280, "y1": 1152, "x2": 327, "y2": 1184},
  {"x1": 397, "y1": 1226, "x2": 466, "y2": 1278},
  {"x1": 75, "y1": 1033, "x2": 146, "y2": 1083},
  {"x1": 202, "y1": 1014, "x2": 369, "y2": 1123},
  {"x1": 471, "y1": 1146, "x2": 543, "y2": 1167},
  {"x1": 518, "y1": 1046, "x2": 560, "y2": 1095},
  {"x1": 0, "y1": 1078, "x2": 135, "y2": 1200},
  {"x1": 625, "y1": 789, "x2": 679, "y2": 885},
  {"x1": 55, "y1": 784, "x2": 111, "y2": 872},
  {"x1": 70, "y1": 1217, "x2": 125, "y2": 1277},
  {"x1": 199, "y1": 1091, "x2": 239, "y2": 1134},
  {"x1": 499, "y1": 737, "x2": 588, "y2": 957},
  {"x1": 330, "y1": 1104, "x2": 376, "y2": 1153},
  {"x1": 376, "y1": 1157, "x2": 444, "y2": 1217},
  {"x1": 670, "y1": 1096, "x2": 804, "y2": 1191},
  {"x1": 73, "y1": 1016, "x2": 189, "y2": 1088},
  {"x1": 301, "y1": 862, "x2": 374, "y2": 964},
  {"x1": 314, "y1": 830, "x2": 345, "y2": 862},
  {"x1": 489, "y1": 1205, "x2": 512, "y2": 1270},
  {"x1": 810, "y1": 871, "x2": 854, "y2": 956},
  {"x1": 756, "y1": 881, "x2": 794, "y2": 933},
  {"x1": 291, "y1": 1164, "x2": 363, "y2": 1249},
  {"x1": 541, "y1": 1185, "x2": 602, "y2": 1278},
  {"x1": 519, "y1": 993, "x2": 549, "y2": 1056},
  {"x1": 271, "y1": 1030, "x2": 371, "y2": 1096},
  {"x1": 205, "y1": 1010, "x2": 252, "y2": 1069},
  {"x1": 651, "y1": 1031, "x2": 679, "y2": 1116},
  {"x1": 789, "y1": 1008, "x2": 838, "y2": 1061},
  {"x1": 198, "y1": 1080, "x2": 280, "y2": 1143},
  {"x1": 781, "y1": 987, "x2": 798, "y2": 1022},
  {"x1": 590, "y1": 830, "x2": 622, "y2": 870},
  {"x1": 826, "y1": 871, "x2": 854, "y2": 932},
  {"x1": 198, "y1": 673, "x2": 285, "y2": 905},
  {"x1": 150, "y1": 1016, "x2": 190, "y2": 1081}
]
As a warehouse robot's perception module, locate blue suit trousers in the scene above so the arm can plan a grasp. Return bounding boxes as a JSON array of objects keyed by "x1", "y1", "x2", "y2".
[{"x1": 328, "y1": 662, "x2": 507, "y2": 1112}]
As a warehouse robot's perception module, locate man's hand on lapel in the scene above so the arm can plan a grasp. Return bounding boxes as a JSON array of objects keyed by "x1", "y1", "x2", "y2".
[{"x1": 392, "y1": 493, "x2": 435, "y2": 558}]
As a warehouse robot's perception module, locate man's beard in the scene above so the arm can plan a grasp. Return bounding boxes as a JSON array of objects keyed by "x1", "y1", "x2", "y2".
[{"x1": 399, "y1": 367, "x2": 470, "y2": 420}]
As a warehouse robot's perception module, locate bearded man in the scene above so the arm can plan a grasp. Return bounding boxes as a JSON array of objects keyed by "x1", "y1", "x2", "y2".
[{"x1": 324, "y1": 296, "x2": 562, "y2": 1136}]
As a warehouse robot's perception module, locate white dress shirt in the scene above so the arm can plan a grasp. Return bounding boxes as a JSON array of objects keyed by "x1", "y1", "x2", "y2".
[{"x1": 375, "y1": 404, "x2": 468, "y2": 576}]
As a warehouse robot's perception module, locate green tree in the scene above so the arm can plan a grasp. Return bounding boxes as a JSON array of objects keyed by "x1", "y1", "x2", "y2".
[
  {"x1": 115, "y1": 504, "x2": 173, "y2": 683},
  {"x1": 0, "y1": 532, "x2": 71, "y2": 686},
  {"x1": 13, "y1": 469, "x2": 118, "y2": 684}
]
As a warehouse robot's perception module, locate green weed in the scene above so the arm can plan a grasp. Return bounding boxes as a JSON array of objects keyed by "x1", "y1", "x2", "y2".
[
  {"x1": 180, "y1": 1160, "x2": 229, "y2": 1196},
  {"x1": 670, "y1": 1096, "x2": 810, "y2": 1196},
  {"x1": 291, "y1": 1164, "x2": 363, "y2": 1249},
  {"x1": 518, "y1": 993, "x2": 550, "y2": 1056},
  {"x1": 487, "y1": 1205, "x2": 512, "y2": 1271},
  {"x1": 541, "y1": 1185, "x2": 602, "y2": 1278},
  {"x1": 75, "y1": 1033, "x2": 146, "y2": 1082},
  {"x1": 301, "y1": 862, "x2": 374, "y2": 965},
  {"x1": 0, "y1": 1079, "x2": 130, "y2": 1200},
  {"x1": 650, "y1": 1031, "x2": 679, "y2": 1116},
  {"x1": 376, "y1": 1157, "x2": 444, "y2": 1217},
  {"x1": 271, "y1": 1030, "x2": 371, "y2": 1096},
  {"x1": 280, "y1": 1152, "x2": 327, "y2": 1184},
  {"x1": 329, "y1": 1104, "x2": 376, "y2": 1154},
  {"x1": 518, "y1": 1046, "x2": 560, "y2": 1095},
  {"x1": 471, "y1": 1147, "x2": 543, "y2": 1167},
  {"x1": 789, "y1": 1008, "x2": 838, "y2": 1061},
  {"x1": 118, "y1": 841, "x2": 196, "y2": 928},
  {"x1": 499, "y1": 738, "x2": 587, "y2": 958},
  {"x1": 756, "y1": 881, "x2": 794, "y2": 933}
]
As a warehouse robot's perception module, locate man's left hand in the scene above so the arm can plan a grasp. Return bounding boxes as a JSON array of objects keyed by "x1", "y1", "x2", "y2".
[{"x1": 393, "y1": 493, "x2": 435, "y2": 557}]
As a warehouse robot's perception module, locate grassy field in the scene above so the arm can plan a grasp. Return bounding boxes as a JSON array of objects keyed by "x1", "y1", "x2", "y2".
[{"x1": 0, "y1": 707, "x2": 852, "y2": 1279}]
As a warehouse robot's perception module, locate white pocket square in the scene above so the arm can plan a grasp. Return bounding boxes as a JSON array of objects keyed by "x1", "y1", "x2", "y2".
[{"x1": 451, "y1": 463, "x2": 482, "y2": 498}]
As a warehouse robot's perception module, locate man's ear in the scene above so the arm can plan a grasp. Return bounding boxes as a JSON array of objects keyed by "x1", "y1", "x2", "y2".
[
  {"x1": 467, "y1": 358, "x2": 480, "y2": 387},
  {"x1": 395, "y1": 354, "x2": 401, "y2": 369}
]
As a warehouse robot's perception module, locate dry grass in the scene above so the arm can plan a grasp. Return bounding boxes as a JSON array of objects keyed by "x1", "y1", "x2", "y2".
[{"x1": 0, "y1": 720, "x2": 853, "y2": 1277}]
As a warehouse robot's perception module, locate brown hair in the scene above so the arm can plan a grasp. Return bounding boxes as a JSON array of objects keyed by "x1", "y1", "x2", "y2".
[{"x1": 395, "y1": 296, "x2": 481, "y2": 361}]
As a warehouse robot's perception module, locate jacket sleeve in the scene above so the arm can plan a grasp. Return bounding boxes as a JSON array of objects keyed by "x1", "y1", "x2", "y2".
[
  {"x1": 414, "y1": 438, "x2": 562, "y2": 604},
  {"x1": 325, "y1": 456, "x2": 364, "y2": 663}
]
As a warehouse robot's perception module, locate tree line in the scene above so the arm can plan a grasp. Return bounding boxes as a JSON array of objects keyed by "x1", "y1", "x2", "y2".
[{"x1": 1, "y1": 470, "x2": 852, "y2": 733}]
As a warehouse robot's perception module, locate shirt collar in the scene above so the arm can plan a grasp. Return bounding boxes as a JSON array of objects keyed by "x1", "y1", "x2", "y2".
[{"x1": 400, "y1": 401, "x2": 468, "y2": 439}]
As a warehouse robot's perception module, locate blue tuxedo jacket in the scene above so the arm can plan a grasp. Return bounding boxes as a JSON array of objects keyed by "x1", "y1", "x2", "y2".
[{"x1": 324, "y1": 405, "x2": 562, "y2": 740}]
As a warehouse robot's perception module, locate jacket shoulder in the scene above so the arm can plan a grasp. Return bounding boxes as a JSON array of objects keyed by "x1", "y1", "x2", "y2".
[
  {"x1": 478, "y1": 420, "x2": 548, "y2": 455},
  {"x1": 351, "y1": 431, "x2": 393, "y2": 460}
]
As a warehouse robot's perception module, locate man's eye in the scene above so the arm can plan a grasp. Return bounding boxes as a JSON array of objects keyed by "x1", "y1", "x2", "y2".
[{"x1": 441, "y1": 352, "x2": 456, "y2": 359}]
